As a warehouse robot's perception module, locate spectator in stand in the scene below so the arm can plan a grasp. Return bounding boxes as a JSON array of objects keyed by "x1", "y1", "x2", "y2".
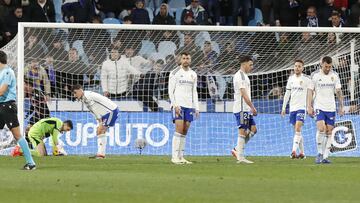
[
  {"x1": 176, "y1": 32, "x2": 202, "y2": 66},
  {"x1": 42, "y1": 55, "x2": 57, "y2": 97},
  {"x1": 348, "y1": 0, "x2": 360, "y2": 26},
  {"x1": 301, "y1": 6, "x2": 319, "y2": 27},
  {"x1": 319, "y1": 0, "x2": 337, "y2": 27},
  {"x1": 57, "y1": 48, "x2": 87, "y2": 99},
  {"x1": 26, "y1": 0, "x2": 55, "y2": 22},
  {"x1": 101, "y1": 48, "x2": 140, "y2": 99},
  {"x1": 217, "y1": 41, "x2": 240, "y2": 70},
  {"x1": 132, "y1": 59, "x2": 168, "y2": 111},
  {"x1": 331, "y1": 11, "x2": 344, "y2": 43},
  {"x1": 3, "y1": 6, "x2": 24, "y2": 43},
  {"x1": 331, "y1": 10, "x2": 344, "y2": 27},
  {"x1": 181, "y1": 0, "x2": 208, "y2": 25},
  {"x1": 219, "y1": 0, "x2": 232, "y2": 25},
  {"x1": 274, "y1": 0, "x2": 300, "y2": 26},
  {"x1": 61, "y1": 0, "x2": 95, "y2": 23},
  {"x1": 202, "y1": 41, "x2": 218, "y2": 65},
  {"x1": 327, "y1": 32, "x2": 338, "y2": 44},
  {"x1": 25, "y1": 58, "x2": 51, "y2": 99},
  {"x1": 94, "y1": 0, "x2": 123, "y2": 20},
  {"x1": 48, "y1": 37, "x2": 68, "y2": 63},
  {"x1": 25, "y1": 34, "x2": 46, "y2": 60},
  {"x1": 182, "y1": 12, "x2": 197, "y2": 25},
  {"x1": 121, "y1": 46, "x2": 151, "y2": 74},
  {"x1": 152, "y1": 3, "x2": 176, "y2": 25},
  {"x1": 123, "y1": 15, "x2": 132, "y2": 24},
  {"x1": 0, "y1": 0, "x2": 16, "y2": 24},
  {"x1": 131, "y1": 0, "x2": 150, "y2": 24}
]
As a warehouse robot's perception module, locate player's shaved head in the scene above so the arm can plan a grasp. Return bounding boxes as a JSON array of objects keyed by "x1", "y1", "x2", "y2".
[{"x1": 0, "y1": 50, "x2": 7, "y2": 64}]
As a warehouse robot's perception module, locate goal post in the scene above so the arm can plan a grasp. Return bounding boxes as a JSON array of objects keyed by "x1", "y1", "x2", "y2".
[{"x1": 4, "y1": 22, "x2": 360, "y2": 156}]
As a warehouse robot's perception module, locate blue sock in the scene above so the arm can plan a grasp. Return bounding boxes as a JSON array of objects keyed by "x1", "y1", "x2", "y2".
[{"x1": 18, "y1": 137, "x2": 35, "y2": 165}]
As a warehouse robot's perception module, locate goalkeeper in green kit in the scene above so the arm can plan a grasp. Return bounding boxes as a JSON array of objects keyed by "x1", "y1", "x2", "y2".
[{"x1": 11, "y1": 117, "x2": 73, "y2": 157}]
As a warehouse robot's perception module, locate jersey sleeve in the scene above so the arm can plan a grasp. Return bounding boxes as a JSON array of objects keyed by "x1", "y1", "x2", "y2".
[
  {"x1": 86, "y1": 92, "x2": 104, "y2": 120},
  {"x1": 308, "y1": 74, "x2": 316, "y2": 90},
  {"x1": 334, "y1": 74, "x2": 342, "y2": 89},
  {"x1": 168, "y1": 70, "x2": 178, "y2": 108},
  {"x1": 285, "y1": 76, "x2": 291, "y2": 90}
]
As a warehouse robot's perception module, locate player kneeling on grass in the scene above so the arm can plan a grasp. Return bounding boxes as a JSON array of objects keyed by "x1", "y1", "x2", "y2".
[
  {"x1": 12, "y1": 118, "x2": 73, "y2": 156},
  {"x1": 72, "y1": 84, "x2": 120, "y2": 159},
  {"x1": 281, "y1": 59, "x2": 310, "y2": 159},
  {"x1": 231, "y1": 56, "x2": 257, "y2": 164}
]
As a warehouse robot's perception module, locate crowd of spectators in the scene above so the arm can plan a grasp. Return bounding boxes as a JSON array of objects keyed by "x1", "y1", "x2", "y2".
[{"x1": 0, "y1": 0, "x2": 359, "y2": 113}]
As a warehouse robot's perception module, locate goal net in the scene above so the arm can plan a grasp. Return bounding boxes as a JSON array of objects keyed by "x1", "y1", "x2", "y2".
[{"x1": 1, "y1": 23, "x2": 359, "y2": 157}]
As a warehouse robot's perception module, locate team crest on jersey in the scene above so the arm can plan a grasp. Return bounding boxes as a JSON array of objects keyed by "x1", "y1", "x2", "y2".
[
  {"x1": 331, "y1": 76, "x2": 334, "y2": 81},
  {"x1": 300, "y1": 81, "x2": 303, "y2": 85}
]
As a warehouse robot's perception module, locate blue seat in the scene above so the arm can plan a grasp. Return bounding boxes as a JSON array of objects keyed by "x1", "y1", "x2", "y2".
[
  {"x1": 103, "y1": 18, "x2": 121, "y2": 41},
  {"x1": 248, "y1": 8, "x2": 263, "y2": 26}
]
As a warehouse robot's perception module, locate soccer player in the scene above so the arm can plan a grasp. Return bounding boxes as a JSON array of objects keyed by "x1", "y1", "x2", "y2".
[
  {"x1": 281, "y1": 59, "x2": 311, "y2": 159},
  {"x1": 72, "y1": 84, "x2": 119, "y2": 159},
  {"x1": 307, "y1": 56, "x2": 344, "y2": 164},
  {"x1": 0, "y1": 50, "x2": 36, "y2": 170},
  {"x1": 231, "y1": 56, "x2": 257, "y2": 164},
  {"x1": 12, "y1": 117, "x2": 73, "y2": 156},
  {"x1": 168, "y1": 52, "x2": 199, "y2": 164}
]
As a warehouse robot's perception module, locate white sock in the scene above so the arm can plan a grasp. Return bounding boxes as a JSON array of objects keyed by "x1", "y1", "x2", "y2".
[
  {"x1": 316, "y1": 131, "x2": 325, "y2": 154},
  {"x1": 179, "y1": 135, "x2": 186, "y2": 159},
  {"x1": 97, "y1": 134, "x2": 107, "y2": 156},
  {"x1": 172, "y1": 132, "x2": 181, "y2": 159},
  {"x1": 322, "y1": 136, "x2": 328, "y2": 155},
  {"x1": 245, "y1": 131, "x2": 255, "y2": 144},
  {"x1": 236, "y1": 136, "x2": 246, "y2": 159},
  {"x1": 299, "y1": 135, "x2": 305, "y2": 154},
  {"x1": 323, "y1": 135, "x2": 333, "y2": 159},
  {"x1": 292, "y1": 132, "x2": 301, "y2": 152}
]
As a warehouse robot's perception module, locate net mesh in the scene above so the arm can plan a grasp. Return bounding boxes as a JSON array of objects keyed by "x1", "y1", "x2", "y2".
[{"x1": 1, "y1": 24, "x2": 359, "y2": 156}]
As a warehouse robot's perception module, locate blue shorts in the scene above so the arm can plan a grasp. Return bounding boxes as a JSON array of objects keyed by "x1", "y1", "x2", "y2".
[
  {"x1": 101, "y1": 108, "x2": 119, "y2": 127},
  {"x1": 289, "y1": 110, "x2": 305, "y2": 125},
  {"x1": 315, "y1": 109, "x2": 336, "y2": 126},
  {"x1": 172, "y1": 106, "x2": 195, "y2": 123},
  {"x1": 234, "y1": 112, "x2": 256, "y2": 130}
]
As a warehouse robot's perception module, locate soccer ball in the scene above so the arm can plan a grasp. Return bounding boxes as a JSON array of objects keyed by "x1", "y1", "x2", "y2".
[{"x1": 134, "y1": 138, "x2": 147, "y2": 150}]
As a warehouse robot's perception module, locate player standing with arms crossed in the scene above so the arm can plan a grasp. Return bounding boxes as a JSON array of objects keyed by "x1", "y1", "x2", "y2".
[
  {"x1": 231, "y1": 56, "x2": 257, "y2": 164},
  {"x1": 168, "y1": 52, "x2": 199, "y2": 164},
  {"x1": 307, "y1": 56, "x2": 344, "y2": 164},
  {"x1": 281, "y1": 59, "x2": 310, "y2": 159},
  {"x1": 0, "y1": 50, "x2": 36, "y2": 170},
  {"x1": 72, "y1": 84, "x2": 120, "y2": 159}
]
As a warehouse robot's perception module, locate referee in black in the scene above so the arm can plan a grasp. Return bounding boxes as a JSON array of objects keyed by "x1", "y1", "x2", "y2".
[{"x1": 0, "y1": 50, "x2": 36, "y2": 170}]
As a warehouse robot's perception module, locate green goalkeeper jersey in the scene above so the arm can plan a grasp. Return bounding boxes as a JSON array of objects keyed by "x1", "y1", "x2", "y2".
[{"x1": 28, "y1": 117, "x2": 63, "y2": 145}]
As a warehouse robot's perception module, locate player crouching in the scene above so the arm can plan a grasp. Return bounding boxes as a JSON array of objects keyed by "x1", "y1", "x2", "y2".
[{"x1": 11, "y1": 117, "x2": 73, "y2": 156}]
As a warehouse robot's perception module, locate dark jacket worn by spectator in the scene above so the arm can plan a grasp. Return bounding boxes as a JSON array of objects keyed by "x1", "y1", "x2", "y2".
[
  {"x1": 348, "y1": 1, "x2": 360, "y2": 26},
  {"x1": 62, "y1": 0, "x2": 95, "y2": 23},
  {"x1": 26, "y1": 0, "x2": 55, "y2": 22},
  {"x1": 181, "y1": 4, "x2": 208, "y2": 25},
  {"x1": 0, "y1": 0, "x2": 16, "y2": 24},
  {"x1": 318, "y1": 1, "x2": 336, "y2": 26},
  {"x1": 131, "y1": 8, "x2": 150, "y2": 24},
  {"x1": 273, "y1": 0, "x2": 300, "y2": 26},
  {"x1": 3, "y1": 7, "x2": 23, "y2": 42}
]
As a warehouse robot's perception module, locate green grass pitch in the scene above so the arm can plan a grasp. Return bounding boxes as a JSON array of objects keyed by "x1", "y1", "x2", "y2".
[{"x1": 0, "y1": 156, "x2": 359, "y2": 203}]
